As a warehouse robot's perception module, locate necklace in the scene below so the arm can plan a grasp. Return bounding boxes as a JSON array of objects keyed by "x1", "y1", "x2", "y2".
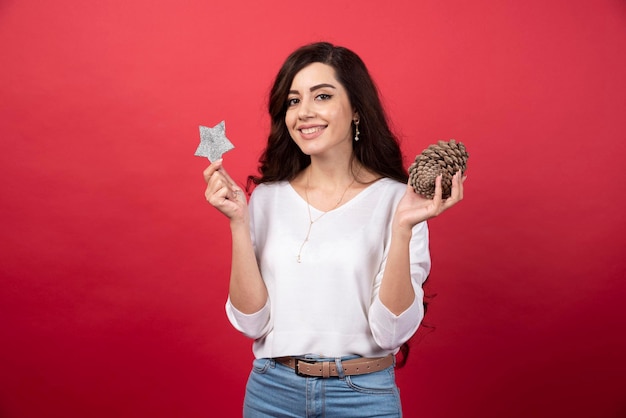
[{"x1": 296, "y1": 170, "x2": 357, "y2": 263}]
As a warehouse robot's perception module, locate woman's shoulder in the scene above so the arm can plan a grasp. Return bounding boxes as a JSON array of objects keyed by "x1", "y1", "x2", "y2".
[
  {"x1": 250, "y1": 181, "x2": 292, "y2": 200},
  {"x1": 370, "y1": 177, "x2": 407, "y2": 195},
  {"x1": 350, "y1": 177, "x2": 406, "y2": 208}
]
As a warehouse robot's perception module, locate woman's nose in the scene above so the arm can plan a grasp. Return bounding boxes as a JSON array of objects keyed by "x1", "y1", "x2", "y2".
[{"x1": 297, "y1": 99, "x2": 314, "y2": 119}]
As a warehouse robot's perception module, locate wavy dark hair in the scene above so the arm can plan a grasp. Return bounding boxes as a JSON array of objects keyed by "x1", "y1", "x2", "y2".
[{"x1": 248, "y1": 41, "x2": 407, "y2": 187}]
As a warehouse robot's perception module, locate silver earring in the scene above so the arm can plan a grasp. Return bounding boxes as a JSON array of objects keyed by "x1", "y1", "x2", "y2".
[{"x1": 354, "y1": 119, "x2": 360, "y2": 141}]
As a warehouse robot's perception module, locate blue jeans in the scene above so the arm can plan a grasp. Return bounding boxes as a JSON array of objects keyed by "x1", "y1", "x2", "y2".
[{"x1": 243, "y1": 356, "x2": 402, "y2": 417}]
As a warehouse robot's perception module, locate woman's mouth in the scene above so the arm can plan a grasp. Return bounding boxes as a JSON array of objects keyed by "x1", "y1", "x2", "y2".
[{"x1": 300, "y1": 126, "x2": 325, "y2": 135}]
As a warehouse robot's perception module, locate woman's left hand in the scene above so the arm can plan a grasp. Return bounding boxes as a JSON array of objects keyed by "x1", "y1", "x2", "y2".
[{"x1": 394, "y1": 171, "x2": 466, "y2": 230}]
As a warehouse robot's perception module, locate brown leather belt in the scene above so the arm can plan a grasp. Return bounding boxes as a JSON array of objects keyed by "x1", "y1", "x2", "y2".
[{"x1": 274, "y1": 354, "x2": 394, "y2": 378}]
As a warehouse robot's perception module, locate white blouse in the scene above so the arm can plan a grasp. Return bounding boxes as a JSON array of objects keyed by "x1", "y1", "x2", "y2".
[{"x1": 225, "y1": 177, "x2": 431, "y2": 359}]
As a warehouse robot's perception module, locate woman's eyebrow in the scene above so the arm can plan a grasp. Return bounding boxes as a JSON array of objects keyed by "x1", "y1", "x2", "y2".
[
  {"x1": 288, "y1": 83, "x2": 337, "y2": 95},
  {"x1": 310, "y1": 83, "x2": 336, "y2": 92}
]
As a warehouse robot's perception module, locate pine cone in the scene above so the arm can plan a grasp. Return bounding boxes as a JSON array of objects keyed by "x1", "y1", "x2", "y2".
[{"x1": 408, "y1": 139, "x2": 469, "y2": 199}]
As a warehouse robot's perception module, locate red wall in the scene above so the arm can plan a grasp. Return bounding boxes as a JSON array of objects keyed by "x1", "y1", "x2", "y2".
[{"x1": 1, "y1": 0, "x2": 625, "y2": 417}]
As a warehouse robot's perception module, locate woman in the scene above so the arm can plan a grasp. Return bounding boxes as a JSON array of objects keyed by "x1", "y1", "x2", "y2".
[{"x1": 203, "y1": 42, "x2": 464, "y2": 417}]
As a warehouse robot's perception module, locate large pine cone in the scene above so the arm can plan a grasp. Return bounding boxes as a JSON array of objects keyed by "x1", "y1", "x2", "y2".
[{"x1": 408, "y1": 139, "x2": 469, "y2": 199}]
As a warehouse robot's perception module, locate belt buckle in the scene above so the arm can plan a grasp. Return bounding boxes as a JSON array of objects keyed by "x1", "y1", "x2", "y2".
[{"x1": 293, "y1": 358, "x2": 310, "y2": 377}]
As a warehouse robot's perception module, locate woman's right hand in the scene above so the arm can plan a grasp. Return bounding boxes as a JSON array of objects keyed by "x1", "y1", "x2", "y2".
[{"x1": 203, "y1": 159, "x2": 247, "y2": 222}]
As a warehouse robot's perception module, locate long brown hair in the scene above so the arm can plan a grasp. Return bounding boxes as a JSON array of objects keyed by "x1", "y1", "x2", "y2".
[{"x1": 248, "y1": 42, "x2": 407, "y2": 187}]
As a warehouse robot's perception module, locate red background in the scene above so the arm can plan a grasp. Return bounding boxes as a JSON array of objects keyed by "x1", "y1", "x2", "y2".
[{"x1": 1, "y1": 0, "x2": 625, "y2": 417}]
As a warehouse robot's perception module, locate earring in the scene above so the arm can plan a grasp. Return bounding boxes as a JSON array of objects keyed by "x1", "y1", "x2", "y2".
[{"x1": 354, "y1": 119, "x2": 360, "y2": 141}]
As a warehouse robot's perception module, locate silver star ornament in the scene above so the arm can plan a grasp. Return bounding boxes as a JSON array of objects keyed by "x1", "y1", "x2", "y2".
[{"x1": 194, "y1": 120, "x2": 235, "y2": 162}]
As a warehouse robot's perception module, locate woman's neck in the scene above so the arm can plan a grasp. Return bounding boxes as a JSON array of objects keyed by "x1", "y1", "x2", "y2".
[{"x1": 306, "y1": 155, "x2": 360, "y2": 188}]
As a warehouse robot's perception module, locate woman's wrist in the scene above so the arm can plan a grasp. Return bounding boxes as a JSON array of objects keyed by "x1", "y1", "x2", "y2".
[
  {"x1": 391, "y1": 220, "x2": 413, "y2": 239},
  {"x1": 229, "y1": 216, "x2": 250, "y2": 231}
]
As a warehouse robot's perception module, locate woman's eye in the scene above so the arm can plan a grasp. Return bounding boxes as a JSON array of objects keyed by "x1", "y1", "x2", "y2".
[
  {"x1": 287, "y1": 98, "x2": 299, "y2": 106},
  {"x1": 316, "y1": 94, "x2": 332, "y2": 101}
]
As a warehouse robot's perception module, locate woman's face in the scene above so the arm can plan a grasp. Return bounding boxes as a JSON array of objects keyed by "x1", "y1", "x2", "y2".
[{"x1": 285, "y1": 62, "x2": 356, "y2": 158}]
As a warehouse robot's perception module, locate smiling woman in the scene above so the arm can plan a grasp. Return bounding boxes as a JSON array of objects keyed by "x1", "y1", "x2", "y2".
[
  {"x1": 202, "y1": 42, "x2": 465, "y2": 417},
  {"x1": 285, "y1": 64, "x2": 356, "y2": 159}
]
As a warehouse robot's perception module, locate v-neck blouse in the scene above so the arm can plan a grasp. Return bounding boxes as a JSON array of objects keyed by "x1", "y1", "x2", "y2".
[{"x1": 226, "y1": 177, "x2": 431, "y2": 359}]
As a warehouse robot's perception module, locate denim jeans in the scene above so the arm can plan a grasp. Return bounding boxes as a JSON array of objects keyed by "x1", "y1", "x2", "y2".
[{"x1": 243, "y1": 356, "x2": 402, "y2": 417}]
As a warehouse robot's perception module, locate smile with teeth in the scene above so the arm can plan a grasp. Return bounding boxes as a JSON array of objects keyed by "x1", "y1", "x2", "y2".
[{"x1": 300, "y1": 126, "x2": 326, "y2": 134}]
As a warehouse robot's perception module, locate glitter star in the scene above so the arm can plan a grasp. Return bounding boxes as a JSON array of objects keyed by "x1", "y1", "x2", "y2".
[{"x1": 194, "y1": 120, "x2": 235, "y2": 162}]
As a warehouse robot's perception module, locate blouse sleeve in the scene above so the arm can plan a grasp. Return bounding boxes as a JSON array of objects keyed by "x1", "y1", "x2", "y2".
[
  {"x1": 368, "y1": 221, "x2": 431, "y2": 350},
  {"x1": 225, "y1": 296, "x2": 272, "y2": 339}
]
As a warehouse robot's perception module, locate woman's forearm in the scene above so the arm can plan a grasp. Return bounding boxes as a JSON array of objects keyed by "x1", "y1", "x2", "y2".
[
  {"x1": 378, "y1": 226, "x2": 416, "y2": 315},
  {"x1": 227, "y1": 220, "x2": 268, "y2": 314}
]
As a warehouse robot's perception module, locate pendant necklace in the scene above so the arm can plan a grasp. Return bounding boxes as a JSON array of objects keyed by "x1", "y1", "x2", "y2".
[{"x1": 296, "y1": 170, "x2": 357, "y2": 263}]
